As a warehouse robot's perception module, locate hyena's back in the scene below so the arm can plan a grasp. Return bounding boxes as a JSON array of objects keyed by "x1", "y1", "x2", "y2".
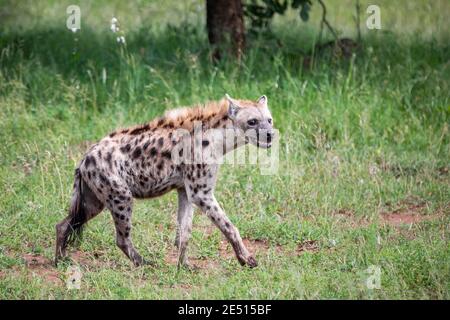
[{"x1": 79, "y1": 129, "x2": 183, "y2": 203}]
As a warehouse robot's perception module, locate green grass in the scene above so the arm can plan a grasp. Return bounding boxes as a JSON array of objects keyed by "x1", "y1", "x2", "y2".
[{"x1": 0, "y1": 0, "x2": 449, "y2": 299}]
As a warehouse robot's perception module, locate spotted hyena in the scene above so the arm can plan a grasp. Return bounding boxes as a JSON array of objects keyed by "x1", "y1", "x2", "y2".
[{"x1": 55, "y1": 94, "x2": 275, "y2": 268}]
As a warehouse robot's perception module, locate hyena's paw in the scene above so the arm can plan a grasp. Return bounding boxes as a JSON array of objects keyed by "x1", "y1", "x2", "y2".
[
  {"x1": 246, "y1": 256, "x2": 258, "y2": 268},
  {"x1": 237, "y1": 255, "x2": 258, "y2": 268}
]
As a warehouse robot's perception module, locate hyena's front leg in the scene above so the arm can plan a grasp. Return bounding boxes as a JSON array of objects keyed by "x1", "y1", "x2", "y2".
[
  {"x1": 174, "y1": 188, "x2": 194, "y2": 268},
  {"x1": 189, "y1": 192, "x2": 257, "y2": 268}
]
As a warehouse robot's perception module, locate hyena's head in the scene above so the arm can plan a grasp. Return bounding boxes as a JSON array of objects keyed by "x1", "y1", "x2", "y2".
[{"x1": 225, "y1": 94, "x2": 275, "y2": 148}]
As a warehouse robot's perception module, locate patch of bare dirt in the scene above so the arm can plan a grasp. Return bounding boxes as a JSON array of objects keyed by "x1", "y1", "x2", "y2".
[
  {"x1": 1, "y1": 249, "x2": 115, "y2": 286},
  {"x1": 382, "y1": 197, "x2": 449, "y2": 228},
  {"x1": 379, "y1": 197, "x2": 436, "y2": 227},
  {"x1": 329, "y1": 197, "x2": 444, "y2": 229},
  {"x1": 22, "y1": 253, "x2": 62, "y2": 285},
  {"x1": 380, "y1": 213, "x2": 435, "y2": 226}
]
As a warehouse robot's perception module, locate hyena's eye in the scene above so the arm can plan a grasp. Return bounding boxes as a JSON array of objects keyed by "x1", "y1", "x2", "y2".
[
  {"x1": 247, "y1": 119, "x2": 258, "y2": 126},
  {"x1": 268, "y1": 118, "x2": 273, "y2": 124}
]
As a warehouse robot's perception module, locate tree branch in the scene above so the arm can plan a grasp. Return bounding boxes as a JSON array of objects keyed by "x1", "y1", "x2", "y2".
[
  {"x1": 318, "y1": 0, "x2": 338, "y2": 42},
  {"x1": 355, "y1": 0, "x2": 361, "y2": 43}
]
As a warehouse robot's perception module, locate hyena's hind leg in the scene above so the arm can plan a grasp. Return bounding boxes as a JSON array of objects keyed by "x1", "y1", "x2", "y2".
[
  {"x1": 106, "y1": 189, "x2": 145, "y2": 267},
  {"x1": 55, "y1": 169, "x2": 105, "y2": 265}
]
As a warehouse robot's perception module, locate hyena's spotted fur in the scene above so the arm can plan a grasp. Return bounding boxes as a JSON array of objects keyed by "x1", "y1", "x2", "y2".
[{"x1": 55, "y1": 95, "x2": 274, "y2": 268}]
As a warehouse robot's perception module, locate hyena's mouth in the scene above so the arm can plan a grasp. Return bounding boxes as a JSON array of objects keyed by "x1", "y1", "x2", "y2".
[
  {"x1": 245, "y1": 129, "x2": 274, "y2": 149},
  {"x1": 256, "y1": 140, "x2": 272, "y2": 149},
  {"x1": 245, "y1": 135, "x2": 272, "y2": 149}
]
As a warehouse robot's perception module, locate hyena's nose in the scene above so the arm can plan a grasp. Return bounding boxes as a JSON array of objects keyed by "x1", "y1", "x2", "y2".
[{"x1": 266, "y1": 131, "x2": 274, "y2": 143}]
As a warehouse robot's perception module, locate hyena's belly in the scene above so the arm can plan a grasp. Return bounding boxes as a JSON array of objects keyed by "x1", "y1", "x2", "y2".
[{"x1": 127, "y1": 164, "x2": 183, "y2": 198}]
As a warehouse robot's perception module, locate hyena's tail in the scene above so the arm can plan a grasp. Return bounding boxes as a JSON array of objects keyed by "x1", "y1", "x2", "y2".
[
  {"x1": 55, "y1": 168, "x2": 104, "y2": 264},
  {"x1": 65, "y1": 168, "x2": 87, "y2": 245}
]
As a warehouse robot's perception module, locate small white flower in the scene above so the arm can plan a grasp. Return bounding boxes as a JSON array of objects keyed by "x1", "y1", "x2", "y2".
[
  {"x1": 116, "y1": 36, "x2": 126, "y2": 44},
  {"x1": 110, "y1": 17, "x2": 119, "y2": 33},
  {"x1": 330, "y1": 239, "x2": 337, "y2": 247}
]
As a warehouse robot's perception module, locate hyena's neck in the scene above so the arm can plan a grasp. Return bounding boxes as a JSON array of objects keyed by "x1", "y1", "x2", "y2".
[
  {"x1": 162, "y1": 100, "x2": 247, "y2": 158},
  {"x1": 109, "y1": 99, "x2": 232, "y2": 138},
  {"x1": 157, "y1": 99, "x2": 232, "y2": 132}
]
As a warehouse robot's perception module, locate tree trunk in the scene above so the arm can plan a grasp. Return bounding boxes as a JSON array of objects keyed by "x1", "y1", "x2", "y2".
[{"x1": 206, "y1": 0, "x2": 245, "y2": 61}]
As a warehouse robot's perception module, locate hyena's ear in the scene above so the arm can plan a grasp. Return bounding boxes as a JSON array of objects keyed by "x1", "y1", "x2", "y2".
[
  {"x1": 225, "y1": 94, "x2": 240, "y2": 119},
  {"x1": 256, "y1": 95, "x2": 268, "y2": 107}
]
